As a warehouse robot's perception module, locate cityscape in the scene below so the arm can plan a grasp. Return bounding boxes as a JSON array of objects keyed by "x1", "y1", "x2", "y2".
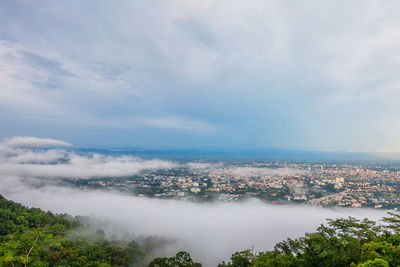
[{"x1": 66, "y1": 160, "x2": 400, "y2": 209}]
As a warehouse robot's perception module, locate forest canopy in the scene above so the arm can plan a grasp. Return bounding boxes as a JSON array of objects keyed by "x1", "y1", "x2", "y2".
[{"x1": 0, "y1": 194, "x2": 145, "y2": 266}]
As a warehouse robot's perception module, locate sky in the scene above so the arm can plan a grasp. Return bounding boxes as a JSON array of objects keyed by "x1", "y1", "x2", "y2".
[{"x1": 1, "y1": 0, "x2": 400, "y2": 151}]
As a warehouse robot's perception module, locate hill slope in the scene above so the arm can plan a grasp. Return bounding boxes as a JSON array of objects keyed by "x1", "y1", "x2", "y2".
[{"x1": 0, "y1": 194, "x2": 145, "y2": 266}]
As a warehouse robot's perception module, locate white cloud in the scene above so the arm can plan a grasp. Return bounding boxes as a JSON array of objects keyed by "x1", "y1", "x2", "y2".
[
  {"x1": 186, "y1": 162, "x2": 221, "y2": 169},
  {"x1": 0, "y1": 154, "x2": 177, "y2": 178},
  {"x1": 212, "y1": 166, "x2": 308, "y2": 178},
  {"x1": 0, "y1": 137, "x2": 176, "y2": 178},
  {"x1": 2, "y1": 136, "x2": 72, "y2": 148}
]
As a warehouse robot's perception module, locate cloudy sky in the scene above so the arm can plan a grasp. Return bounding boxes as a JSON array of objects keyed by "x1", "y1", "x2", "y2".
[{"x1": 1, "y1": 0, "x2": 400, "y2": 151}]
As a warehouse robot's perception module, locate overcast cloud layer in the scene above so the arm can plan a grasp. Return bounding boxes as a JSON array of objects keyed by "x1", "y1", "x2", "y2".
[
  {"x1": 0, "y1": 137, "x2": 389, "y2": 266},
  {"x1": 1, "y1": 1, "x2": 400, "y2": 151}
]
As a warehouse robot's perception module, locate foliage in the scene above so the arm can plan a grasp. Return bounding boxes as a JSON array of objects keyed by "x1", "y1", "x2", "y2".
[
  {"x1": 218, "y1": 250, "x2": 254, "y2": 267},
  {"x1": 148, "y1": 251, "x2": 202, "y2": 267},
  {"x1": 219, "y1": 213, "x2": 400, "y2": 267},
  {"x1": 0, "y1": 194, "x2": 145, "y2": 266}
]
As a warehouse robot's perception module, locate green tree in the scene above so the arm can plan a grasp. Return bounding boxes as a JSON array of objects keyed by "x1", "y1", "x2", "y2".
[
  {"x1": 149, "y1": 251, "x2": 202, "y2": 267},
  {"x1": 357, "y1": 258, "x2": 389, "y2": 267}
]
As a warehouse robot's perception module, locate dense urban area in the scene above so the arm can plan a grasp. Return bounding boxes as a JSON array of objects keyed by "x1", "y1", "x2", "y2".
[{"x1": 64, "y1": 160, "x2": 400, "y2": 210}]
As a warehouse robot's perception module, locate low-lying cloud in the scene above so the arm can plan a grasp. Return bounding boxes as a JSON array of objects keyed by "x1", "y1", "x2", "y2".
[
  {"x1": 0, "y1": 137, "x2": 304, "y2": 179},
  {"x1": 0, "y1": 137, "x2": 177, "y2": 178},
  {"x1": 212, "y1": 166, "x2": 308, "y2": 178},
  {"x1": 2, "y1": 136, "x2": 73, "y2": 148}
]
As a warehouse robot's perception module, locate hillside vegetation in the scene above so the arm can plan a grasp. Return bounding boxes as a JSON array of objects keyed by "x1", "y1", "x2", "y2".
[
  {"x1": 216, "y1": 213, "x2": 400, "y2": 267},
  {"x1": 0, "y1": 194, "x2": 145, "y2": 266}
]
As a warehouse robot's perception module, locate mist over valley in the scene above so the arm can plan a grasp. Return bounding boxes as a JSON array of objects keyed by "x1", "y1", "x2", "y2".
[{"x1": 0, "y1": 137, "x2": 391, "y2": 266}]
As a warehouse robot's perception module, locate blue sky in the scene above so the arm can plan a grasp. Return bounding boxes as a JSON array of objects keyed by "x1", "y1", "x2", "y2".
[{"x1": 1, "y1": 0, "x2": 400, "y2": 152}]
